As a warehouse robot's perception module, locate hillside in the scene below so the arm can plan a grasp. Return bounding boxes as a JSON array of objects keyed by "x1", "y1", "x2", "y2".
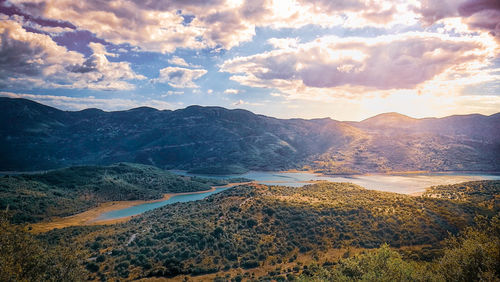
[
  {"x1": 0, "y1": 163, "x2": 244, "y2": 223},
  {"x1": 1, "y1": 97, "x2": 499, "y2": 173},
  {"x1": 422, "y1": 180, "x2": 500, "y2": 212},
  {"x1": 36, "y1": 181, "x2": 497, "y2": 281}
]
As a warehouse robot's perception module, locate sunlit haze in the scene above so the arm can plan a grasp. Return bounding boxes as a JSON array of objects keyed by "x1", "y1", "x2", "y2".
[{"x1": 1, "y1": 0, "x2": 499, "y2": 120}]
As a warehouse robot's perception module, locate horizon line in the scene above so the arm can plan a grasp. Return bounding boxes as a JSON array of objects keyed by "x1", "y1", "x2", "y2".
[{"x1": 2, "y1": 96, "x2": 499, "y2": 123}]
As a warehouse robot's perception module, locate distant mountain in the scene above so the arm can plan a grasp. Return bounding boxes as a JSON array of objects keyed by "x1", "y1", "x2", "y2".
[
  {"x1": 357, "y1": 112, "x2": 418, "y2": 128},
  {"x1": 0, "y1": 97, "x2": 499, "y2": 173}
]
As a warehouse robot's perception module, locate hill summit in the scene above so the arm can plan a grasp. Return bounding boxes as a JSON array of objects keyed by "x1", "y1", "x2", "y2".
[{"x1": 0, "y1": 97, "x2": 499, "y2": 173}]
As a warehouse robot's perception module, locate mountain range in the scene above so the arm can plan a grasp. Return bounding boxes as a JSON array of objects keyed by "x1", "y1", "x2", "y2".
[{"x1": 1, "y1": 97, "x2": 499, "y2": 173}]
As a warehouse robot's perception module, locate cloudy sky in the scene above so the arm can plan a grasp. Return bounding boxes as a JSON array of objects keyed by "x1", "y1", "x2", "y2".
[{"x1": 0, "y1": 0, "x2": 499, "y2": 120}]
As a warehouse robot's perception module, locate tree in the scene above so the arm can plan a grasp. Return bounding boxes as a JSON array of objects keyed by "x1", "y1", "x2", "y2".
[
  {"x1": 437, "y1": 215, "x2": 500, "y2": 282},
  {"x1": 0, "y1": 211, "x2": 84, "y2": 281}
]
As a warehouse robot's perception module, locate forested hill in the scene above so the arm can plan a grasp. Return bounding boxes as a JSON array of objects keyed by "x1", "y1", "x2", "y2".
[
  {"x1": 0, "y1": 163, "x2": 243, "y2": 223},
  {"x1": 1, "y1": 97, "x2": 499, "y2": 173},
  {"x1": 37, "y1": 181, "x2": 499, "y2": 280}
]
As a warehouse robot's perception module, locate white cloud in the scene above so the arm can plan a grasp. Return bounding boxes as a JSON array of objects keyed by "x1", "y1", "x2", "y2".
[
  {"x1": 0, "y1": 20, "x2": 145, "y2": 90},
  {"x1": 232, "y1": 99, "x2": 263, "y2": 106},
  {"x1": 224, "y1": 88, "x2": 239, "y2": 94},
  {"x1": 168, "y1": 56, "x2": 190, "y2": 67},
  {"x1": 0, "y1": 92, "x2": 174, "y2": 111},
  {"x1": 4, "y1": 0, "x2": 499, "y2": 56},
  {"x1": 88, "y1": 42, "x2": 118, "y2": 57},
  {"x1": 221, "y1": 32, "x2": 496, "y2": 99},
  {"x1": 268, "y1": 37, "x2": 300, "y2": 49},
  {"x1": 152, "y1": 67, "x2": 207, "y2": 88},
  {"x1": 3, "y1": 0, "x2": 423, "y2": 53},
  {"x1": 161, "y1": 90, "x2": 184, "y2": 97}
]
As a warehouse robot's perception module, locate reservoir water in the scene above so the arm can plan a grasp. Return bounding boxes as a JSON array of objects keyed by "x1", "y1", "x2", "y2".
[
  {"x1": 95, "y1": 186, "x2": 233, "y2": 221},
  {"x1": 96, "y1": 171, "x2": 500, "y2": 221},
  {"x1": 172, "y1": 170, "x2": 500, "y2": 194}
]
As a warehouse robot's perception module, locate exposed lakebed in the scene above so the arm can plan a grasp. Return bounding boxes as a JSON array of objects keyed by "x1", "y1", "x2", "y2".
[{"x1": 95, "y1": 170, "x2": 500, "y2": 221}]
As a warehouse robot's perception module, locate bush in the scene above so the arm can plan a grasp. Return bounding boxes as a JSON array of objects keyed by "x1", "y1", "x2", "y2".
[{"x1": 241, "y1": 260, "x2": 260, "y2": 269}]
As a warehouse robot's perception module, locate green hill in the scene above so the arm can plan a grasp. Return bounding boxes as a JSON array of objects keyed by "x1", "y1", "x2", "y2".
[
  {"x1": 36, "y1": 181, "x2": 498, "y2": 280},
  {"x1": 0, "y1": 163, "x2": 245, "y2": 223},
  {"x1": 422, "y1": 180, "x2": 500, "y2": 212}
]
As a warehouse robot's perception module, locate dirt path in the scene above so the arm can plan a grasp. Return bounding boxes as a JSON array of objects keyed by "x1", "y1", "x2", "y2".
[{"x1": 127, "y1": 233, "x2": 137, "y2": 246}]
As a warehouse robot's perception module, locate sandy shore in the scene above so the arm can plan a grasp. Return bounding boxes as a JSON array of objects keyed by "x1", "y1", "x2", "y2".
[
  {"x1": 30, "y1": 183, "x2": 249, "y2": 233},
  {"x1": 29, "y1": 195, "x2": 173, "y2": 233}
]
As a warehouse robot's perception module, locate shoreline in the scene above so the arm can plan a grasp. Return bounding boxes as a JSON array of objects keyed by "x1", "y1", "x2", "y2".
[
  {"x1": 281, "y1": 169, "x2": 500, "y2": 177},
  {"x1": 4, "y1": 168, "x2": 499, "y2": 177},
  {"x1": 29, "y1": 182, "x2": 249, "y2": 233}
]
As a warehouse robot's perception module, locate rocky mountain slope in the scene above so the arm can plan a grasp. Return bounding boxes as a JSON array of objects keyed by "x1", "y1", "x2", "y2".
[{"x1": 1, "y1": 97, "x2": 499, "y2": 173}]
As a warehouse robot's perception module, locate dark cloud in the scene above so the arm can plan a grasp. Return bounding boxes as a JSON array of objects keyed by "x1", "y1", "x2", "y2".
[
  {"x1": 152, "y1": 67, "x2": 207, "y2": 88},
  {"x1": 66, "y1": 56, "x2": 99, "y2": 73},
  {"x1": 0, "y1": 26, "x2": 43, "y2": 78},
  {"x1": 53, "y1": 30, "x2": 108, "y2": 56},
  {"x1": 419, "y1": 0, "x2": 500, "y2": 39},
  {"x1": 254, "y1": 54, "x2": 298, "y2": 80},
  {"x1": 458, "y1": 0, "x2": 500, "y2": 17},
  {"x1": 0, "y1": 0, "x2": 76, "y2": 29},
  {"x1": 240, "y1": 0, "x2": 272, "y2": 21},
  {"x1": 166, "y1": 70, "x2": 184, "y2": 80},
  {"x1": 459, "y1": 0, "x2": 500, "y2": 37},
  {"x1": 131, "y1": 0, "x2": 226, "y2": 12},
  {"x1": 298, "y1": 0, "x2": 367, "y2": 13},
  {"x1": 0, "y1": 20, "x2": 144, "y2": 90}
]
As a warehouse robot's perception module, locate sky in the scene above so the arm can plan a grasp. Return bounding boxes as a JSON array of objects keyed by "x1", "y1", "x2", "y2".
[{"x1": 0, "y1": 0, "x2": 499, "y2": 121}]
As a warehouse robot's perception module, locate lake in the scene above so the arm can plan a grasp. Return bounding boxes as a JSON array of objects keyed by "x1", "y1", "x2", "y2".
[
  {"x1": 172, "y1": 170, "x2": 500, "y2": 194},
  {"x1": 96, "y1": 170, "x2": 500, "y2": 221},
  {"x1": 95, "y1": 186, "x2": 233, "y2": 221}
]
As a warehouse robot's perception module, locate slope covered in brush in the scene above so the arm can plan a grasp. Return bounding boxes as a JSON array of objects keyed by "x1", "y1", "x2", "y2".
[{"x1": 0, "y1": 163, "x2": 242, "y2": 223}]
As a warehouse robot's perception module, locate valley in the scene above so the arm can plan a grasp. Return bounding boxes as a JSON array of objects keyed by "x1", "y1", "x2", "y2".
[
  {"x1": 0, "y1": 162, "x2": 249, "y2": 224},
  {"x1": 2, "y1": 160, "x2": 499, "y2": 281},
  {"x1": 29, "y1": 182, "x2": 248, "y2": 233},
  {"x1": 2, "y1": 0, "x2": 500, "y2": 280},
  {"x1": 6, "y1": 164, "x2": 497, "y2": 232},
  {"x1": 26, "y1": 180, "x2": 500, "y2": 281},
  {"x1": 0, "y1": 98, "x2": 499, "y2": 281}
]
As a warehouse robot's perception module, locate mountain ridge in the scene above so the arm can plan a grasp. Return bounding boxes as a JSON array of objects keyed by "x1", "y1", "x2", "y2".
[
  {"x1": 0, "y1": 97, "x2": 499, "y2": 173},
  {"x1": 3, "y1": 97, "x2": 498, "y2": 123}
]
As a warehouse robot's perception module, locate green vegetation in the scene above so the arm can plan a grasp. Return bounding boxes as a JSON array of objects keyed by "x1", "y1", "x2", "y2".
[
  {"x1": 2, "y1": 170, "x2": 498, "y2": 281},
  {"x1": 423, "y1": 180, "x2": 500, "y2": 212},
  {"x1": 0, "y1": 163, "x2": 248, "y2": 223},
  {"x1": 298, "y1": 215, "x2": 500, "y2": 281},
  {"x1": 188, "y1": 164, "x2": 250, "y2": 175},
  {"x1": 0, "y1": 211, "x2": 84, "y2": 281},
  {"x1": 37, "y1": 181, "x2": 496, "y2": 280}
]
